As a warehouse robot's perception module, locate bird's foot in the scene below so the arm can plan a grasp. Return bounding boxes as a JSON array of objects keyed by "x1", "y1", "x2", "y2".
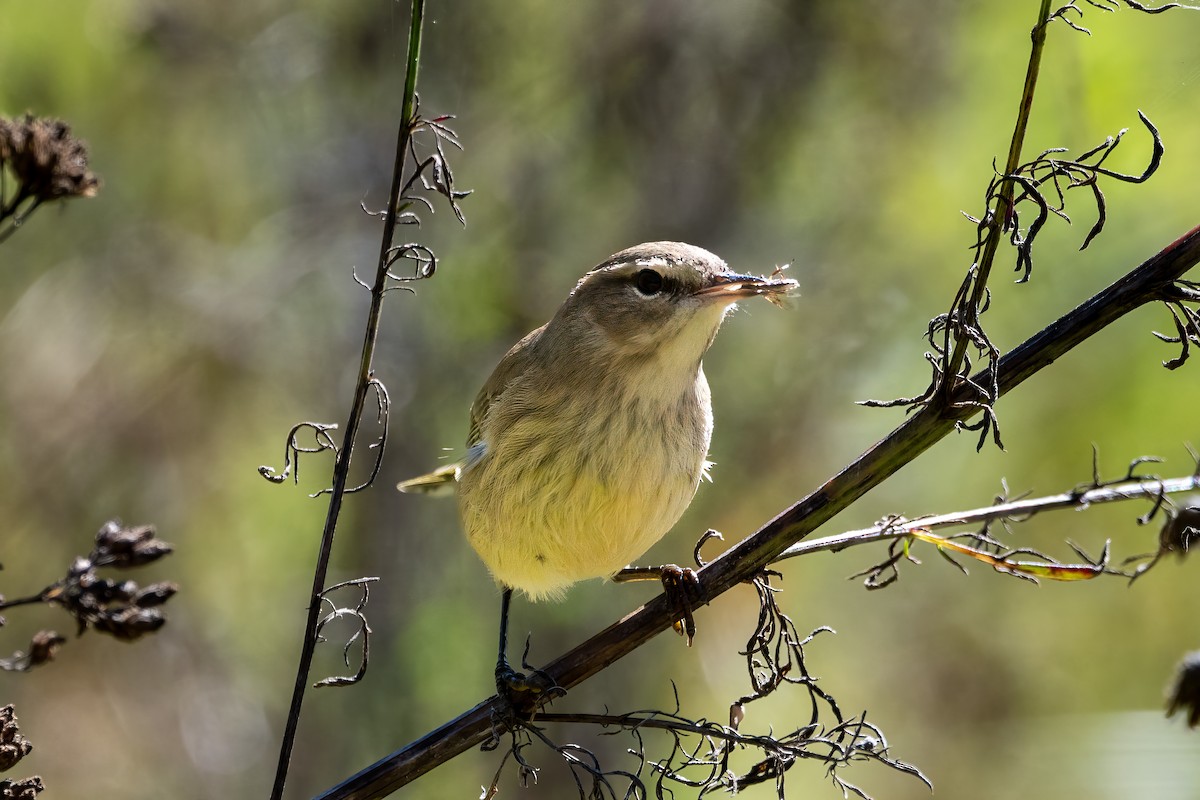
[
  {"x1": 614, "y1": 563, "x2": 704, "y2": 645},
  {"x1": 656, "y1": 564, "x2": 702, "y2": 645},
  {"x1": 494, "y1": 640, "x2": 561, "y2": 720}
]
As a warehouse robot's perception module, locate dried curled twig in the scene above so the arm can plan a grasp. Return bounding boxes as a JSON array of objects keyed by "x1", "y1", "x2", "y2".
[
  {"x1": 258, "y1": 380, "x2": 391, "y2": 497},
  {"x1": 356, "y1": 100, "x2": 470, "y2": 295},
  {"x1": 863, "y1": 112, "x2": 1164, "y2": 451},
  {"x1": 775, "y1": 449, "x2": 1200, "y2": 592},
  {"x1": 312, "y1": 578, "x2": 379, "y2": 689},
  {"x1": 481, "y1": 564, "x2": 926, "y2": 800},
  {"x1": 998, "y1": 111, "x2": 1163, "y2": 281},
  {"x1": 1047, "y1": 1, "x2": 1194, "y2": 36},
  {"x1": 1152, "y1": 279, "x2": 1200, "y2": 369},
  {"x1": 860, "y1": 0, "x2": 1169, "y2": 459},
  {"x1": 258, "y1": 421, "x2": 340, "y2": 489}
]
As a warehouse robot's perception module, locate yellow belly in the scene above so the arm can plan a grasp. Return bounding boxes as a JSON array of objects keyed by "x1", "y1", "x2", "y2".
[
  {"x1": 461, "y1": 468, "x2": 696, "y2": 600},
  {"x1": 457, "y1": 385, "x2": 710, "y2": 600}
]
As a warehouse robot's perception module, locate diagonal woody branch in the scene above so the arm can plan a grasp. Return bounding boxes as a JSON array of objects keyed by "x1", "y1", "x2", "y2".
[{"x1": 318, "y1": 222, "x2": 1200, "y2": 800}]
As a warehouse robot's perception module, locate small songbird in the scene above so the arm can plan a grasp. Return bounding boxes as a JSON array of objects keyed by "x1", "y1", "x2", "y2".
[{"x1": 398, "y1": 241, "x2": 796, "y2": 692}]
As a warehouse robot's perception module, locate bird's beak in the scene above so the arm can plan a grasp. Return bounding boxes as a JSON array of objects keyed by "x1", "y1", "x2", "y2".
[{"x1": 694, "y1": 272, "x2": 799, "y2": 303}]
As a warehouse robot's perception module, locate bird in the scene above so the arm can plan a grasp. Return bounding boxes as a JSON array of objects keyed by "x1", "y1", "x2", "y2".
[{"x1": 398, "y1": 241, "x2": 796, "y2": 698}]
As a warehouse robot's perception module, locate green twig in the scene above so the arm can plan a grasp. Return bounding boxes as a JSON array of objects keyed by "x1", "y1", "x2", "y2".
[
  {"x1": 268, "y1": 1, "x2": 427, "y2": 798},
  {"x1": 938, "y1": 0, "x2": 1053, "y2": 406}
]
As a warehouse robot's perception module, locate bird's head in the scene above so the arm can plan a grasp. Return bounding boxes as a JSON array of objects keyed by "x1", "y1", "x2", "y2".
[{"x1": 554, "y1": 242, "x2": 797, "y2": 364}]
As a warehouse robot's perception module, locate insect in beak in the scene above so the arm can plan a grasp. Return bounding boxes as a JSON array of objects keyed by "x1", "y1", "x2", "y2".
[{"x1": 694, "y1": 269, "x2": 798, "y2": 307}]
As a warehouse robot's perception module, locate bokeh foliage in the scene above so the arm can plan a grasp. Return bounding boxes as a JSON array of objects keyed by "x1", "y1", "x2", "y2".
[{"x1": 1, "y1": 1, "x2": 1198, "y2": 798}]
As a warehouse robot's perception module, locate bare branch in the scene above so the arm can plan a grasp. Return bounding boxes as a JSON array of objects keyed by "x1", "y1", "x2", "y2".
[{"x1": 776, "y1": 473, "x2": 1200, "y2": 563}]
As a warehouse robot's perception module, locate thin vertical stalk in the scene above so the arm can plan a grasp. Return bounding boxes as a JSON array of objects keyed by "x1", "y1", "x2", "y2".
[
  {"x1": 268, "y1": 1, "x2": 426, "y2": 798},
  {"x1": 938, "y1": 0, "x2": 1053, "y2": 405}
]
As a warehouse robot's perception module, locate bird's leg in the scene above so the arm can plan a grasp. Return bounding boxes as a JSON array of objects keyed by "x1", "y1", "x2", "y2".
[
  {"x1": 493, "y1": 587, "x2": 556, "y2": 717},
  {"x1": 494, "y1": 587, "x2": 521, "y2": 688},
  {"x1": 613, "y1": 564, "x2": 703, "y2": 645}
]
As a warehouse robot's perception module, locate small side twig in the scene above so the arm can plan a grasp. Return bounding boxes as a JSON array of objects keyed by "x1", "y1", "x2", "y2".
[{"x1": 775, "y1": 470, "x2": 1200, "y2": 570}]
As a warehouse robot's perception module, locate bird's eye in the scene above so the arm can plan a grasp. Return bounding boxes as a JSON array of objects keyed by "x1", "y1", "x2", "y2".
[{"x1": 634, "y1": 269, "x2": 664, "y2": 296}]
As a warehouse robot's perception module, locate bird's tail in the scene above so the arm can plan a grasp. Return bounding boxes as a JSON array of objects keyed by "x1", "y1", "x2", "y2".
[{"x1": 396, "y1": 463, "x2": 460, "y2": 496}]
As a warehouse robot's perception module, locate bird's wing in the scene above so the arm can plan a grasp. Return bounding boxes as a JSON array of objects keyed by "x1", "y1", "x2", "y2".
[
  {"x1": 397, "y1": 324, "x2": 546, "y2": 496},
  {"x1": 466, "y1": 323, "x2": 546, "y2": 448}
]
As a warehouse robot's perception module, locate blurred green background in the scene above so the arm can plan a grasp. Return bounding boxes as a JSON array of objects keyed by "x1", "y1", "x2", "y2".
[{"x1": 1, "y1": 1, "x2": 1198, "y2": 798}]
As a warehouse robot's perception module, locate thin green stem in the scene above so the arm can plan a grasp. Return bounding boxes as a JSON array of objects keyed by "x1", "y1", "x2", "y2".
[
  {"x1": 268, "y1": 1, "x2": 426, "y2": 799},
  {"x1": 938, "y1": 0, "x2": 1053, "y2": 406}
]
